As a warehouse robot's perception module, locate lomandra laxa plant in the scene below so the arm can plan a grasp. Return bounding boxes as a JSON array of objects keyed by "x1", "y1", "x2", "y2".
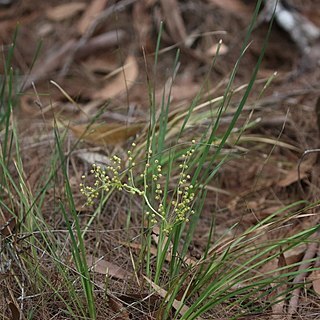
[{"x1": 80, "y1": 141, "x2": 196, "y2": 233}]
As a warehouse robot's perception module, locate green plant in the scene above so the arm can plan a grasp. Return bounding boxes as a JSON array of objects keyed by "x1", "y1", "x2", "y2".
[
  {"x1": 1, "y1": 1, "x2": 320, "y2": 319},
  {"x1": 78, "y1": 1, "x2": 320, "y2": 319},
  {"x1": 0, "y1": 35, "x2": 97, "y2": 319}
]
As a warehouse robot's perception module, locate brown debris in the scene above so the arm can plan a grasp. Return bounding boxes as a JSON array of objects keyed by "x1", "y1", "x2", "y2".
[{"x1": 1, "y1": 0, "x2": 320, "y2": 319}]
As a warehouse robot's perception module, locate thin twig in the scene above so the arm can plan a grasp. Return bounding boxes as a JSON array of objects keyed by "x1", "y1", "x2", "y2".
[
  {"x1": 287, "y1": 239, "x2": 319, "y2": 318},
  {"x1": 59, "y1": 0, "x2": 137, "y2": 78}
]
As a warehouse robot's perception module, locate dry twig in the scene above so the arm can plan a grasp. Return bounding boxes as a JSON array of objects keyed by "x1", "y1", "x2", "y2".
[{"x1": 287, "y1": 238, "x2": 319, "y2": 318}]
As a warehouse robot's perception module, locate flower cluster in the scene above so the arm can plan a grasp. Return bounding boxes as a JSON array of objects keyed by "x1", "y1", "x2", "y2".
[
  {"x1": 80, "y1": 153, "x2": 138, "y2": 206},
  {"x1": 166, "y1": 142, "x2": 195, "y2": 231},
  {"x1": 80, "y1": 141, "x2": 197, "y2": 232}
]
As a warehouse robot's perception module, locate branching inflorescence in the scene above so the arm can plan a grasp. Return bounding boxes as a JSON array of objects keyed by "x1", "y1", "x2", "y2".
[{"x1": 80, "y1": 142, "x2": 196, "y2": 232}]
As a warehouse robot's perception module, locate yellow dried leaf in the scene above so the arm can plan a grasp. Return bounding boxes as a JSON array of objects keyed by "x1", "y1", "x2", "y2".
[
  {"x1": 46, "y1": 2, "x2": 86, "y2": 21},
  {"x1": 69, "y1": 122, "x2": 144, "y2": 145},
  {"x1": 93, "y1": 55, "x2": 139, "y2": 100},
  {"x1": 87, "y1": 255, "x2": 131, "y2": 280}
]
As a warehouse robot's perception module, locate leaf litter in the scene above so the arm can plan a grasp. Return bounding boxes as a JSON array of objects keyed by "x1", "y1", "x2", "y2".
[{"x1": 1, "y1": 0, "x2": 320, "y2": 319}]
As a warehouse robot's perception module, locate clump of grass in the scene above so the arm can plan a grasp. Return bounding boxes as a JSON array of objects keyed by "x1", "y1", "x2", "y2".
[
  {"x1": 1, "y1": 1, "x2": 320, "y2": 319},
  {"x1": 77, "y1": 1, "x2": 320, "y2": 319},
  {"x1": 0, "y1": 34, "x2": 97, "y2": 318}
]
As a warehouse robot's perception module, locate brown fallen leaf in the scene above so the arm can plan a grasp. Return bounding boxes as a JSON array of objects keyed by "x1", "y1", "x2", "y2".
[
  {"x1": 24, "y1": 31, "x2": 126, "y2": 90},
  {"x1": 259, "y1": 245, "x2": 306, "y2": 275},
  {"x1": 69, "y1": 122, "x2": 144, "y2": 146},
  {"x1": 76, "y1": 151, "x2": 111, "y2": 167},
  {"x1": 160, "y1": 0, "x2": 187, "y2": 44},
  {"x1": 46, "y1": 2, "x2": 86, "y2": 22},
  {"x1": 81, "y1": 56, "x2": 118, "y2": 76},
  {"x1": 93, "y1": 55, "x2": 139, "y2": 100},
  {"x1": 87, "y1": 255, "x2": 131, "y2": 280},
  {"x1": 77, "y1": 0, "x2": 108, "y2": 34},
  {"x1": 23, "y1": 39, "x2": 76, "y2": 90},
  {"x1": 133, "y1": 1, "x2": 153, "y2": 48},
  {"x1": 310, "y1": 269, "x2": 320, "y2": 295},
  {"x1": 75, "y1": 31, "x2": 127, "y2": 60},
  {"x1": 169, "y1": 81, "x2": 201, "y2": 102},
  {"x1": 0, "y1": 216, "x2": 16, "y2": 237},
  {"x1": 208, "y1": 0, "x2": 253, "y2": 19},
  {"x1": 271, "y1": 251, "x2": 288, "y2": 319},
  {"x1": 277, "y1": 163, "x2": 312, "y2": 187},
  {"x1": 8, "y1": 301, "x2": 20, "y2": 320},
  {"x1": 108, "y1": 295, "x2": 130, "y2": 320},
  {"x1": 144, "y1": 276, "x2": 204, "y2": 319}
]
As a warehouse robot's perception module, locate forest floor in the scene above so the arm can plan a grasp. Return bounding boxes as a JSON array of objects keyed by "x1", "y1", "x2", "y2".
[{"x1": 1, "y1": 0, "x2": 320, "y2": 319}]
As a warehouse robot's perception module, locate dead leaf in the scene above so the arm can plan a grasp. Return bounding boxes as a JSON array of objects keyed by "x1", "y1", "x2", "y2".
[
  {"x1": 278, "y1": 163, "x2": 312, "y2": 187},
  {"x1": 93, "y1": 55, "x2": 139, "y2": 100},
  {"x1": 259, "y1": 245, "x2": 306, "y2": 275},
  {"x1": 0, "y1": 216, "x2": 16, "y2": 237},
  {"x1": 277, "y1": 170, "x2": 307, "y2": 187},
  {"x1": 46, "y1": 2, "x2": 86, "y2": 21},
  {"x1": 20, "y1": 95, "x2": 41, "y2": 115},
  {"x1": 25, "y1": 32, "x2": 126, "y2": 90},
  {"x1": 208, "y1": 0, "x2": 253, "y2": 19},
  {"x1": 87, "y1": 255, "x2": 131, "y2": 280},
  {"x1": 69, "y1": 122, "x2": 144, "y2": 146},
  {"x1": 81, "y1": 56, "x2": 118, "y2": 76},
  {"x1": 76, "y1": 151, "x2": 112, "y2": 167},
  {"x1": 133, "y1": 1, "x2": 153, "y2": 48},
  {"x1": 144, "y1": 276, "x2": 204, "y2": 319},
  {"x1": 108, "y1": 295, "x2": 130, "y2": 320},
  {"x1": 206, "y1": 42, "x2": 228, "y2": 57},
  {"x1": 310, "y1": 269, "x2": 320, "y2": 295},
  {"x1": 160, "y1": 0, "x2": 187, "y2": 43},
  {"x1": 77, "y1": 0, "x2": 108, "y2": 34},
  {"x1": 76, "y1": 31, "x2": 127, "y2": 60},
  {"x1": 24, "y1": 39, "x2": 76, "y2": 90},
  {"x1": 170, "y1": 81, "x2": 201, "y2": 102},
  {"x1": 8, "y1": 301, "x2": 20, "y2": 320},
  {"x1": 271, "y1": 251, "x2": 288, "y2": 318}
]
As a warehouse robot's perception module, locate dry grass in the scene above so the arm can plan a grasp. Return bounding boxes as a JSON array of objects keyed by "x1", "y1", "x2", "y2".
[{"x1": 1, "y1": 1, "x2": 320, "y2": 319}]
